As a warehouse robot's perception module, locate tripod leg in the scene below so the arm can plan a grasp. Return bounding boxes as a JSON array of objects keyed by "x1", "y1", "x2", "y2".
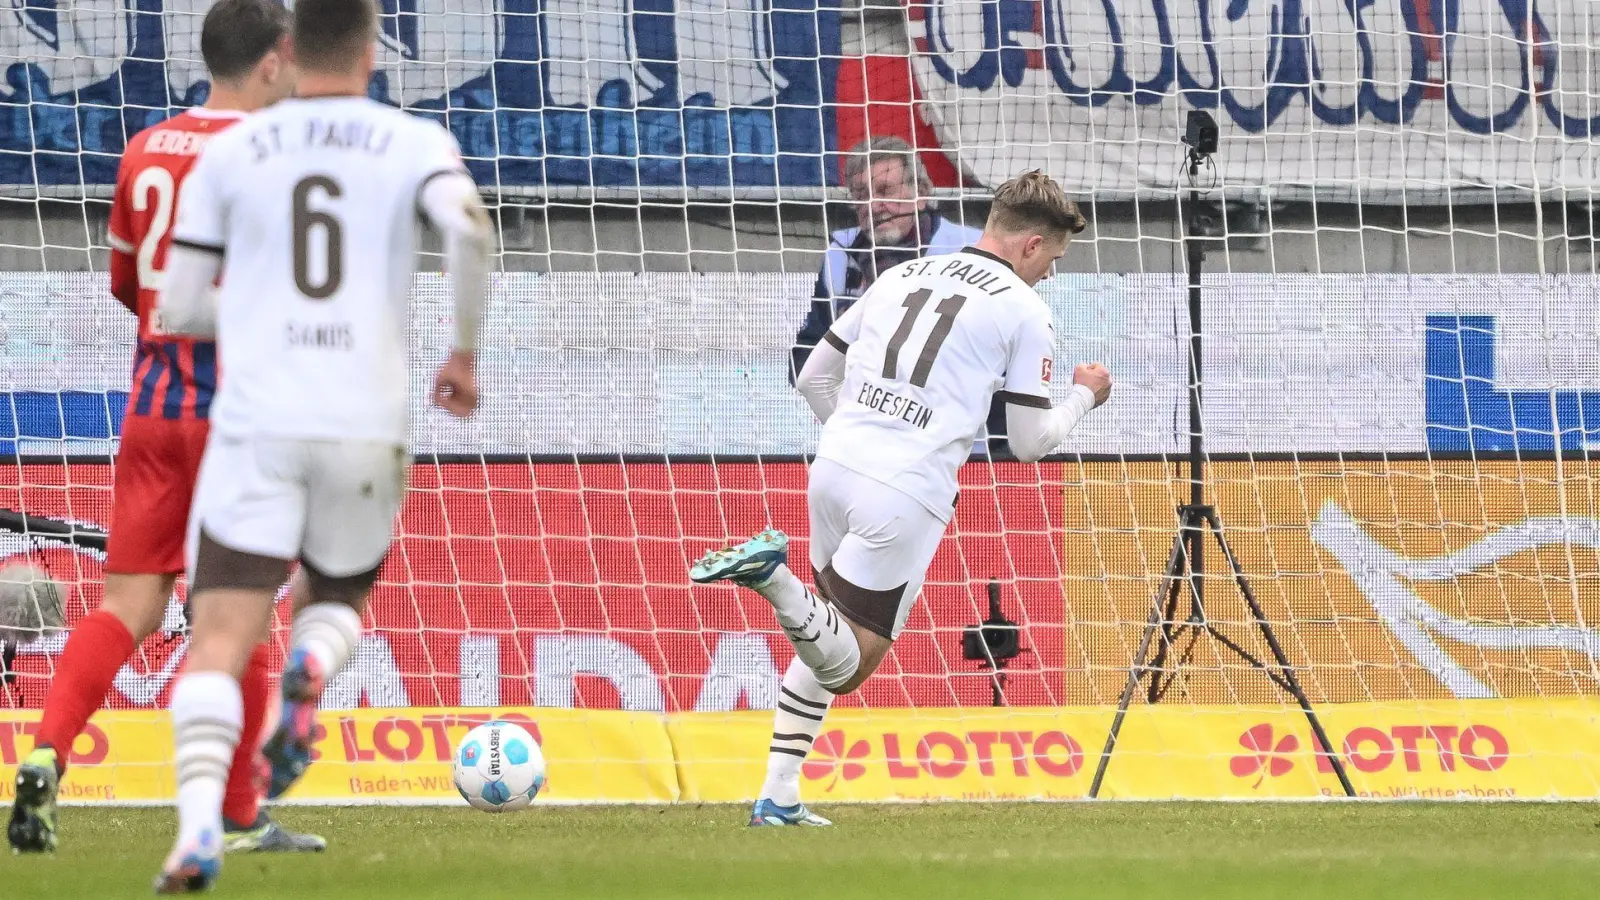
[
  {"x1": 1147, "y1": 519, "x2": 1196, "y2": 702},
  {"x1": 1185, "y1": 506, "x2": 1204, "y2": 623},
  {"x1": 1204, "y1": 509, "x2": 1356, "y2": 798},
  {"x1": 1090, "y1": 526, "x2": 1188, "y2": 798}
]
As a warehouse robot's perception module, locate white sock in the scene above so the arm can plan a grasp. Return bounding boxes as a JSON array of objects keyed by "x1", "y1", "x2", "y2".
[
  {"x1": 760, "y1": 657, "x2": 834, "y2": 807},
  {"x1": 169, "y1": 671, "x2": 242, "y2": 850},
  {"x1": 290, "y1": 602, "x2": 363, "y2": 676},
  {"x1": 752, "y1": 565, "x2": 860, "y2": 690}
]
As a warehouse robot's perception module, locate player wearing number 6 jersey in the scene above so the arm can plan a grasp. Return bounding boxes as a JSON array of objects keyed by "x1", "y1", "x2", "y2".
[
  {"x1": 691, "y1": 171, "x2": 1113, "y2": 827},
  {"x1": 7, "y1": 0, "x2": 324, "y2": 858},
  {"x1": 151, "y1": 0, "x2": 490, "y2": 890}
]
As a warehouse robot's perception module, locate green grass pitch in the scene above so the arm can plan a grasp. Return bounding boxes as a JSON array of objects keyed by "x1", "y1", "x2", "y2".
[{"x1": 7, "y1": 803, "x2": 1600, "y2": 899}]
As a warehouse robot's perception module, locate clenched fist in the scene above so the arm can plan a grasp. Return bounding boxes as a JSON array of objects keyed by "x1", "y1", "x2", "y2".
[
  {"x1": 432, "y1": 349, "x2": 480, "y2": 418},
  {"x1": 1073, "y1": 362, "x2": 1113, "y2": 407}
]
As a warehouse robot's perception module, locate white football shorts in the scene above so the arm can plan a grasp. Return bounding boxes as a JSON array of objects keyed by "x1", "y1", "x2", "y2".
[
  {"x1": 187, "y1": 434, "x2": 408, "y2": 580},
  {"x1": 807, "y1": 457, "x2": 948, "y2": 640}
]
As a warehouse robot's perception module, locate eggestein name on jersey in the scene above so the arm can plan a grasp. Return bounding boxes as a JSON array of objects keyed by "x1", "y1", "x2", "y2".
[{"x1": 855, "y1": 383, "x2": 934, "y2": 430}]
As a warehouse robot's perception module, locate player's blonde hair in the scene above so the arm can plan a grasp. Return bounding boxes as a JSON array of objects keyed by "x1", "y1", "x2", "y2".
[{"x1": 985, "y1": 171, "x2": 1086, "y2": 239}]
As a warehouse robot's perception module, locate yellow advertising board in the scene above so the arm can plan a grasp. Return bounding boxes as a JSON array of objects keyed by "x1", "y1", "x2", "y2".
[
  {"x1": 670, "y1": 708, "x2": 1116, "y2": 802},
  {"x1": 1096, "y1": 698, "x2": 1600, "y2": 800},
  {"x1": 6, "y1": 699, "x2": 1600, "y2": 804},
  {"x1": 0, "y1": 708, "x2": 680, "y2": 804},
  {"x1": 0, "y1": 712, "x2": 162, "y2": 804},
  {"x1": 675, "y1": 699, "x2": 1600, "y2": 802},
  {"x1": 1058, "y1": 459, "x2": 1600, "y2": 705}
]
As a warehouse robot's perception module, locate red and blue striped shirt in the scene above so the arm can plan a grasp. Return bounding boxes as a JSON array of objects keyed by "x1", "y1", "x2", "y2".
[{"x1": 107, "y1": 108, "x2": 244, "y2": 422}]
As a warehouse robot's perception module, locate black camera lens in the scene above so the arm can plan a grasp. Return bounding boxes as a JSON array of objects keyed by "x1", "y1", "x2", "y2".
[{"x1": 1183, "y1": 110, "x2": 1219, "y2": 155}]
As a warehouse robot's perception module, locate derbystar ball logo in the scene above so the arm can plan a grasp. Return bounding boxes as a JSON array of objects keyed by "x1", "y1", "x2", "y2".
[
  {"x1": 802, "y1": 731, "x2": 871, "y2": 792},
  {"x1": 1229, "y1": 722, "x2": 1512, "y2": 788}
]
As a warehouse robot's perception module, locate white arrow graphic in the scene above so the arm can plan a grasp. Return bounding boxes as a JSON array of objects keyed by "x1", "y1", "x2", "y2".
[{"x1": 1311, "y1": 500, "x2": 1600, "y2": 698}]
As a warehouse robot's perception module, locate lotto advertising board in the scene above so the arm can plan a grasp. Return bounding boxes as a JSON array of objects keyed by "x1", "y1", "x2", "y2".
[
  {"x1": 8, "y1": 700, "x2": 1600, "y2": 804},
  {"x1": 0, "y1": 708, "x2": 679, "y2": 804},
  {"x1": 672, "y1": 699, "x2": 1600, "y2": 802}
]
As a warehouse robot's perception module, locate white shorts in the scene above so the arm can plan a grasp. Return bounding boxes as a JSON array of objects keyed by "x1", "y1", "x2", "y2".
[
  {"x1": 807, "y1": 458, "x2": 948, "y2": 640},
  {"x1": 187, "y1": 434, "x2": 408, "y2": 581}
]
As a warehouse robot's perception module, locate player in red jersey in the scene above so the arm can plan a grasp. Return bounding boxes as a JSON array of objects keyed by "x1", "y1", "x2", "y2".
[{"x1": 8, "y1": 0, "x2": 324, "y2": 855}]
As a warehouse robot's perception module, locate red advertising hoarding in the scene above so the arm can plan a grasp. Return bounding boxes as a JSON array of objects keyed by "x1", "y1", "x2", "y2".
[{"x1": 0, "y1": 462, "x2": 1066, "y2": 712}]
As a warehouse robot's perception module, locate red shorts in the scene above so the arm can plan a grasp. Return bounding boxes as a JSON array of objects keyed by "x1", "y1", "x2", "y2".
[{"x1": 105, "y1": 415, "x2": 211, "y2": 575}]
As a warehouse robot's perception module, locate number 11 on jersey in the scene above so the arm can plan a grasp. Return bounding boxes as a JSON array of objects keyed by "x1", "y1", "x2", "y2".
[{"x1": 882, "y1": 289, "x2": 968, "y2": 387}]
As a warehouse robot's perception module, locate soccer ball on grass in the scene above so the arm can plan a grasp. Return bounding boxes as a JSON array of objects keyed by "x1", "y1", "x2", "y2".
[{"x1": 452, "y1": 720, "x2": 546, "y2": 812}]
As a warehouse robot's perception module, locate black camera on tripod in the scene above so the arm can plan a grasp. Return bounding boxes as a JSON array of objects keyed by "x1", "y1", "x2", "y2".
[{"x1": 962, "y1": 580, "x2": 1023, "y2": 706}]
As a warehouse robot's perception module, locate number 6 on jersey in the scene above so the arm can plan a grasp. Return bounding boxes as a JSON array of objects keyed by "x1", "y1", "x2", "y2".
[{"x1": 292, "y1": 175, "x2": 344, "y2": 300}]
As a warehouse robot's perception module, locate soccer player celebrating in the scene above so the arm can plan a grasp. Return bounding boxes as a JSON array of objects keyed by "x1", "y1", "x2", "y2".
[
  {"x1": 691, "y1": 171, "x2": 1112, "y2": 827},
  {"x1": 6, "y1": 0, "x2": 325, "y2": 856},
  {"x1": 149, "y1": 0, "x2": 489, "y2": 889}
]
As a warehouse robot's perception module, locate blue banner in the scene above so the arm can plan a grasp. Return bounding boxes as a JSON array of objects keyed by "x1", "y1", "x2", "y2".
[
  {"x1": 1425, "y1": 315, "x2": 1600, "y2": 453},
  {"x1": 0, "y1": 0, "x2": 840, "y2": 189}
]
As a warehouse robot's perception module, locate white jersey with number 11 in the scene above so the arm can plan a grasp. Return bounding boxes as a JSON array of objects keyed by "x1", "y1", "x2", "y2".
[
  {"x1": 171, "y1": 95, "x2": 468, "y2": 444},
  {"x1": 814, "y1": 247, "x2": 1057, "y2": 521}
]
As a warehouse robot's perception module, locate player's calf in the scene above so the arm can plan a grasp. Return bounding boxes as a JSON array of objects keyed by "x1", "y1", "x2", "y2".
[
  {"x1": 163, "y1": 530, "x2": 286, "y2": 888},
  {"x1": 811, "y1": 622, "x2": 891, "y2": 695}
]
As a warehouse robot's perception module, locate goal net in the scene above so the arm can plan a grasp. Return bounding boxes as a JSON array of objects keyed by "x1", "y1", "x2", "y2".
[{"x1": 2, "y1": 0, "x2": 1599, "y2": 803}]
